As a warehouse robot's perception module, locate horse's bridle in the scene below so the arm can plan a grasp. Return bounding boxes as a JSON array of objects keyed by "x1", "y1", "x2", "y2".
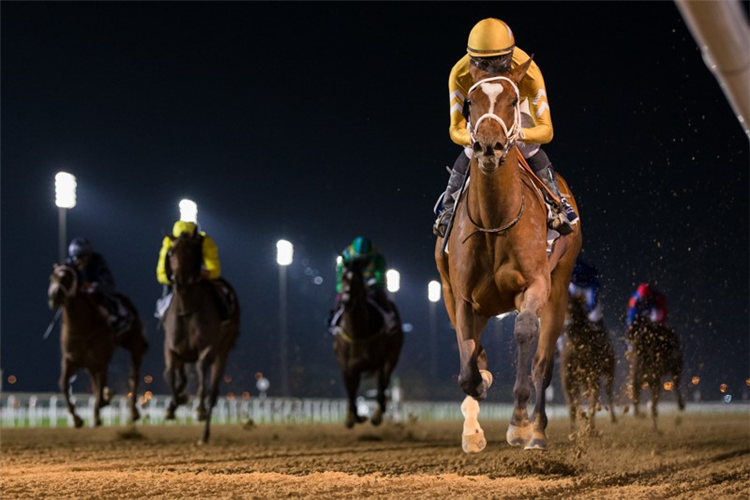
[{"x1": 467, "y1": 76, "x2": 522, "y2": 170}]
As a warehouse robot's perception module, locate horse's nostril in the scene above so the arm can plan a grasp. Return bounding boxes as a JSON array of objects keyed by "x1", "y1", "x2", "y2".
[
  {"x1": 472, "y1": 143, "x2": 482, "y2": 154},
  {"x1": 495, "y1": 142, "x2": 504, "y2": 151}
]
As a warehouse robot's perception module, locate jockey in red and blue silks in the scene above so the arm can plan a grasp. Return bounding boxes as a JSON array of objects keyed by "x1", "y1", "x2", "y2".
[
  {"x1": 568, "y1": 259, "x2": 603, "y2": 324},
  {"x1": 626, "y1": 282, "x2": 668, "y2": 327}
]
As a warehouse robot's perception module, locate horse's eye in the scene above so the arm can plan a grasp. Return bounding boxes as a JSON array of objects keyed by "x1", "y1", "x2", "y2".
[{"x1": 512, "y1": 98, "x2": 518, "y2": 106}]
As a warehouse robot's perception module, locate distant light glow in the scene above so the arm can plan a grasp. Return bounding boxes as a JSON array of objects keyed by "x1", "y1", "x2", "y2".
[
  {"x1": 720, "y1": 383, "x2": 728, "y2": 393},
  {"x1": 386, "y1": 269, "x2": 400, "y2": 293},
  {"x1": 179, "y1": 199, "x2": 198, "y2": 223},
  {"x1": 428, "y1": 280, "x2": 441, "y2": 303},
  {"x1": 691, "y1": 376, "x2": 700, "y2": 385},
  {"x1": 55, "y1": 172, "x2": 77, "y2": 208},
  {"x1": 663, "y1": 381, "x2": 674, "y2": 391},
  {"x1": 276, "y1": 240, "x2": 293, "y2": 266},
  {"x1": 7, "y1": 375, "x2": 17, "y2": 385}
]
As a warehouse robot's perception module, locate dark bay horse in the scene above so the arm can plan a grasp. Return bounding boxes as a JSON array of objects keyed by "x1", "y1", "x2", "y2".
[
  {"x1": 47, "y1": 264, "x2": 148, "y2": 427},
  {"x1": 626, "y1": 317, "x2": 685, "y2": 430},
  {"x1": 435, "y1": 60, "x2": 582, "y2": 452},
  {"x1": 559, "y1": 294, "x2": 617, "y2": 434},
  {"x1": 161, "y1": 232, "x2": 240, "y2": 444},
  {"x1": 333, "y1": 258, "x2": 404, "y2": 428}
]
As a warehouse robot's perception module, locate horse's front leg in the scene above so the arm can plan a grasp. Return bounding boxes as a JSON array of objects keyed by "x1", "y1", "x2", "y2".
[
  {"x1": 199, "y1": 354, "x2": 227, "y2": 444},
  {"x1": 164, "y1": 354, "x2": 184, "y2": 420},
  {"x1": 128, "y1": 346, "x2": 144, "y2": 422},
  {"x1": 90, "y1": 368, "x2": 109, "y2": 427},
  {"x1": 507, "y1": 279, "x2": 547, "y2": 448},
  {"x1": 342, "y1": 369, "x2": 365, "y2": 428},
  {"x1": 60, "y1": 360, "x2": 83, "y2": 428},
  {"x1": 455, "y1": 300, "x2": 491, "y2": 453},
  {"x1": 195, "y1": 352, "x2": 213, "y2": 422}
]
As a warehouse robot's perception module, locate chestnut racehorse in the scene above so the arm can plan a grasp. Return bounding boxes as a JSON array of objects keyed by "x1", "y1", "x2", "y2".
[
  {"x1": 161, "y1": 232, "x2": 240, "y2": 444},
  {"x1": 48, "y1": 264, "x2": 148, "y2": 428},
  {"x1": 435, "y1": 60, "x2": 582, "y2": 452}
]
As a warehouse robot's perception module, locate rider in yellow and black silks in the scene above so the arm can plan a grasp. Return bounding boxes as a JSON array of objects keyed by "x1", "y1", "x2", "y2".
[
  {"x1": 155, "y1": 220, "x2": 227, "y2": 320},
  {"x1": 433, "y1": 17, "x2": 578, "y2": 237},
  {"x1": 156, "y1": 220, "x2": 221, "y2": 285}
]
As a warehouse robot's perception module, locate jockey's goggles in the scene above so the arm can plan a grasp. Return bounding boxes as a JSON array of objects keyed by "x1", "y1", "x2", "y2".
[{"x1": 470, "y1": 53, "x2": 512, "y2": 74}]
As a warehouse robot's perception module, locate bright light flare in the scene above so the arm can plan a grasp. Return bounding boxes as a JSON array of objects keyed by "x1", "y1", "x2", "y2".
[
  {"x1": 55, "y1": 172, "x2": 77, "y2": 208},
  {"x1": 276, "y1": 240, "x2": 293, "y2": 266},
  {"x1": 428, "y1": 280, "x2": 441, "y2": 303},
  {"x1": 179, "y1": 199, "x2": 198, "y2": 223},
  {"x1": 386, "y1": 269, "x2": 400, "y2": 293}
]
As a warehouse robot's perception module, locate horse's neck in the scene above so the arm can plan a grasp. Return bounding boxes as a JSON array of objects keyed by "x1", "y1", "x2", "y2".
[
  {"x1": 468, "y1": 154, "x2": 523, "y2": 227},
  {"x1": 341, "y1": 291, "x2": 371, "y2": 336}
]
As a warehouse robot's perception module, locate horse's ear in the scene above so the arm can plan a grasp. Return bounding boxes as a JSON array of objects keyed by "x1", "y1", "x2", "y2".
[{"x1": 512, "y1": 56, "x2": 533, "y2": 84}]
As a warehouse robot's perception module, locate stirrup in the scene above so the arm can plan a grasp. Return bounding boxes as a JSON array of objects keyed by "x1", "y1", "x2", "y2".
[
  {"x1": 549, "y1": 213, "x2": 574, "y2": 236},
  {"x1": 560, "y1": 198, "x2": 579, "y2": 224},
  {"x1": 433, "y1": 210, "x2": 452, "y2": 237}
]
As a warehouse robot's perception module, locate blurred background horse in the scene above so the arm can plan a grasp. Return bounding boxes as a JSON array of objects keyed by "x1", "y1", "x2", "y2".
[
  {"x1": 47, "y1": 263, "x2": 148, "y2": 427},
  {"x1": 626, "y1": 316, "x2": 685, "y2": 430},
  {"x1": 559, "y1": 292, "x2": 617, "y2": 434},
  {"x1": 161, "y1": 232, "x2": 240, "y2": 444},
  {"x1": 332, "y1": 257, "x2": 403, "y2": 428}
]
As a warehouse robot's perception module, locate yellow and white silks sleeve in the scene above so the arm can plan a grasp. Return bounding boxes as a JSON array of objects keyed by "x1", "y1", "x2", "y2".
[{"x1": 514, "y1": 47, "x2": 554, "y2": 145}]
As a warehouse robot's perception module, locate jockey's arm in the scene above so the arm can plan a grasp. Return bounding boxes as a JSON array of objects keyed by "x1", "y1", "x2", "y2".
[
  {"x1": 514, "y1": 48, "x2": 553, "y2": 145},
  {"x1": 201, "y1": 234, "x2": 221, "y2": 280},
  {"x1": 156, "y1": 236, "x2": 173, "y2": 285},
  {"x1": 92, "y1": 254, "x2": 116, "y2": 294},
  {"x1": 448, "y1": 55, "x2": 472, "y2": 147}
]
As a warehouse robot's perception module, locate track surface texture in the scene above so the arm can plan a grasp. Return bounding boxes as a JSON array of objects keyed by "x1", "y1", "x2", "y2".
[{"x1": 1, "y1": 413, "x2": 748, "y2": 499}]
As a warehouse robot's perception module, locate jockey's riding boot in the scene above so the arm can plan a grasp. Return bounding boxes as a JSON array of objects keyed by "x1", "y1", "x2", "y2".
[
  {"x1": 433, "y1": 151, "x2": 471, "y2": 237},
  {"x1": 528, "y1": 151, "x2": 578, "y2": 235}
]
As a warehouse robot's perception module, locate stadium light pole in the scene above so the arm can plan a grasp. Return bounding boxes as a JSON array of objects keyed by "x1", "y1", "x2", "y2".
[
  {"x1": 428, "y1": 280, "x2": 442, "y2": 380},
  {"x1": 276, "y1": 239, "x2": 293, "y2": 397},
  {"x1": 55, "y1": 172, "x2": 77, "y2": 263}
]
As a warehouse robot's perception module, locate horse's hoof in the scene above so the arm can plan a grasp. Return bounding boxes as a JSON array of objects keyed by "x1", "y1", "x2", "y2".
[
  {"x1": 73, "y1": 416, "x2": 84, "y2": 428},
  {"x1": 165, "y1": 409, "x2": 176, "y2": 421},
  {"x1": 506, "y1": 423, "x2": 531, "y2": 447},
  {"x1": 132, "y1": 409, "x2": 141, "y2": 422},
  {"x1": 371, "y1": 409, "x2": 383, "y2": 426},
  {"x1": 524, "y1": 439, "x2": 548, "y2": 451},
  {"x1": 462, "y1": 430, "x2": 487, "y2": 454}
]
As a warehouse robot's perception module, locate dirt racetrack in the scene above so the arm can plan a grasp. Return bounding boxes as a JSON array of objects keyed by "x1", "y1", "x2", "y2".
[{"x1": 1, "y1": 412, "x2": 748, "y2": 500}]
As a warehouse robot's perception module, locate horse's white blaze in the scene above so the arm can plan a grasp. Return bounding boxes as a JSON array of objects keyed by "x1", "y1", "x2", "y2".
[{"x1": 480, "y1": 82, "x2": 504, "y2": 116}]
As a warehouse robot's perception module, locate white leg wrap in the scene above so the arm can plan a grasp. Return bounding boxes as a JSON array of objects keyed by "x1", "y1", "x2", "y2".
[{"x1": 461, "y1": 396, "x2": 480, "y2": 435}]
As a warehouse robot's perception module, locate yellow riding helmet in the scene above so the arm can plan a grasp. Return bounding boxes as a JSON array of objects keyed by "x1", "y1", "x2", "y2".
[
  {"x1": 467, "y1": 18, "x2": 515, "y2": 57},
  {"x1": 172, "y1": 220, "x2": 198, "y2": 237}
]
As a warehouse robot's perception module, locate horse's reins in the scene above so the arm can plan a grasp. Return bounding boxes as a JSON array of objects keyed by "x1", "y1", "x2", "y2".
[
  {"x1": 461, "y1": 76, "x2": 525, "y2": 241},
  {"x1": 51, "y1": 265, "x2": 78, "y2": 300}
]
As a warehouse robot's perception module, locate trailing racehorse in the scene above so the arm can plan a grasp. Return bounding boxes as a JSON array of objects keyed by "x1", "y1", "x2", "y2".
[
  {"x1": 435, "y1": 60, "x2": 582, "y2": 452},
  {"x1": 332, "y1": 258, "x2": 404, "y2": 428},
  {"x1": 47, "y1": 263, "x2": 148, "y2": 427},
  {"x1": 161, "y1": 232, "x2": 240, "y2": 444},
  {"x1": 559, "y1": 293, "x2": 617, "y2": 434},
  {"x1": 626, "y1": 317, "x2": 685, "y2": 430}
]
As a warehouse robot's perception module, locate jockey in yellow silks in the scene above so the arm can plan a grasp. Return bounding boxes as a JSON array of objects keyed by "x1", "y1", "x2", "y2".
[
  {"x1": 156, "y1": 220, "x2": 221, "y2": 285},
  {"x1": 434, "y1": 17, "x2": 578, "y2": 238}
]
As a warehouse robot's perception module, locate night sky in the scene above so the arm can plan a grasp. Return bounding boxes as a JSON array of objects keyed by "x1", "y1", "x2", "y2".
[{"x1": 2, "y1": 2, "x2": 748, "y2": 403}]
